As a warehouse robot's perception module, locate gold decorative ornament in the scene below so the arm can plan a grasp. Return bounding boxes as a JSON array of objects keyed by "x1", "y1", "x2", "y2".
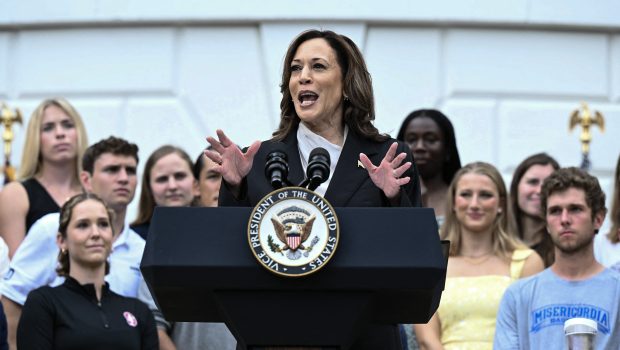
[
  {"x1": 1, "y1": 102, "x2": 23, "y2": 183},
  {"x1": 569, "y1": 102, "x2": 604, "y2": 170}
]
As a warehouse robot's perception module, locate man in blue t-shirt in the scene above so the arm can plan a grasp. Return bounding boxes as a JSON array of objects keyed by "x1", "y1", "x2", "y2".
[{"x1": 494, "y1": 167, "x2": 620, "y2": 350}]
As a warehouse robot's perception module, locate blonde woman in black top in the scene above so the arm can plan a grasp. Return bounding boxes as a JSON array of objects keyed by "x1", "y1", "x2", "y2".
[
  {"x1": 0, "y1": 98, "x2": 88, "y2": 257},
  {"x1": 17, "y1": 193, "x2": 157, "y2": 350}
]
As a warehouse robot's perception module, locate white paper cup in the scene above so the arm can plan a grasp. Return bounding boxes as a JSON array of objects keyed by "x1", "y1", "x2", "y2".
[{"x1": 564, "y1": 318, "x2": 597, "y2": 350}]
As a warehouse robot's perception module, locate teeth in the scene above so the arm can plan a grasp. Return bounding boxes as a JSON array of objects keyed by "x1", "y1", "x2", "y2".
[{"x1": 298, "y1": 92, "x2": 318, "y2": 107}]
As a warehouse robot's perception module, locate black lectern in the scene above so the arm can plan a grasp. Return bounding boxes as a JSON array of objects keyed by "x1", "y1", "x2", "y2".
[{"x1": 141, "y1": 206, "x2": 447, "y2": 349}]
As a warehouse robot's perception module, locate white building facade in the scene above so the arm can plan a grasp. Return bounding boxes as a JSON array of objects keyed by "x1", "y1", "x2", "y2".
[{"x1": 1, "y1": 0, "x2": 619, "y2": 224}]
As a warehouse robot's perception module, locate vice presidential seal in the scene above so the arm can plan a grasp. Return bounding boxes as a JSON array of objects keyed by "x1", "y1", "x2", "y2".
[{"x1": 248, "y1": 187, "x2": 339, "y2": 277}]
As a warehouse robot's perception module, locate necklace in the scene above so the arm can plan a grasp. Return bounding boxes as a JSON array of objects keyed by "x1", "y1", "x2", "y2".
[{"x1": 461, "y1": 251, "x2": 494, "y2": 265}]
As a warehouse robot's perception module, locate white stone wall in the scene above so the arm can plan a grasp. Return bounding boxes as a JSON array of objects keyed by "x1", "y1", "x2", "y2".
[{"x1": 1, "y1": 1, "x2": 618, "y2": 228}]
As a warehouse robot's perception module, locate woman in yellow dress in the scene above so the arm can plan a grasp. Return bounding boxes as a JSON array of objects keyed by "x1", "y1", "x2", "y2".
[{"x1": 415, "y1": 162, "x2": 544, "y2": 350}]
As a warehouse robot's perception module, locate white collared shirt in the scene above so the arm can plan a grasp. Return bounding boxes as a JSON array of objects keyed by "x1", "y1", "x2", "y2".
[
  {"x1": 297, "y1": 122, "x2": 348, "y2": 197},
  {"x1": 0, "y1": 212, "x2": 145, "y2": 305}
]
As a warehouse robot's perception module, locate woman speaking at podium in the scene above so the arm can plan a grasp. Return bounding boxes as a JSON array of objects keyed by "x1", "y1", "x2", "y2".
[
  {"x1": 206, "y1": 29, "x2": 421, "y2": 208},
  {"x1": 206, "y1": 30, "x2": 422, "y2": 348}
]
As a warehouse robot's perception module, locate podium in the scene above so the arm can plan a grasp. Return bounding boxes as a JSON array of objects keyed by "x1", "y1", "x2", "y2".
[{"x1": 141, "y1": 206, "x2": 447, "y2": 349}]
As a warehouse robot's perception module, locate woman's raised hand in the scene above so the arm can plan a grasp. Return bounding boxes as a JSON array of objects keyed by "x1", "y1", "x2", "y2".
[
  {"x1": 359, "y1": 142, "x2": 411, "y2": 200},
  {"x1": 205, "y1": 129, "x2": 261, "y2": 187}
]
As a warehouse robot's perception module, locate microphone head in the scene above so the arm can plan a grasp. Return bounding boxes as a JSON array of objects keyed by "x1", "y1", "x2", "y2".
[
  {"x1": 265, "y1": 143, "x2": 289, "y2": 189},
  {"x1": 307, "y1": 147, "x2": 330, "y2": 191},
  {"x1": 309, "y1": 147, "x2": 330, "y2": 164}
]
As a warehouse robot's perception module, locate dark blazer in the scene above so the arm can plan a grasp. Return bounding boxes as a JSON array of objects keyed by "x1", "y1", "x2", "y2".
[
  {"x1": 220, "y1": 126, "x2": 422, "y2": 209},
  {"x1": 219, "y1": 125, "x2": 421, "y2": 350}
]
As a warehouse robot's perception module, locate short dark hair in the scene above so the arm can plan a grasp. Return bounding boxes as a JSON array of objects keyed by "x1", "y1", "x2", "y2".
[
  {"x1": 541, "y1": 167, "x2": 606, "y2": 220},
  {"x1": 82, "y1": 136, "x2": 139, "y2": 174},
  {"x1": 396, "y1": 109, "x2": 461, "y2": 185}
]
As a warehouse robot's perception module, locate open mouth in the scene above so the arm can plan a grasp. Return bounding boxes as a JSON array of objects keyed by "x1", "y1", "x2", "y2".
[{"x1": 298, "y1": 91, "x2": 319, "y2": 107}]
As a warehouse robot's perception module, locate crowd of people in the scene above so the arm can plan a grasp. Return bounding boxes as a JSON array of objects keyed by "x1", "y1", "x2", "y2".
[{"x1": 0, "y1": 28, "x2": 618, "y2": 350}]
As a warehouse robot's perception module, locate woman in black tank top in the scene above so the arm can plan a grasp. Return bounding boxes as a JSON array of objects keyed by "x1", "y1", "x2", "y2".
[{"x1": 0, "y1": 98, "x2": 88, "y2": 258}]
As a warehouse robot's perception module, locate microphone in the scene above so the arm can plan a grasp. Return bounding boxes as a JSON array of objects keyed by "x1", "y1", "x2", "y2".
[
  {"x1": 265, "y1": 143, "x2": 289, "y2": 189},
  {"x1": 306, "y1": 147, "x2": 331, "y2": 191}
]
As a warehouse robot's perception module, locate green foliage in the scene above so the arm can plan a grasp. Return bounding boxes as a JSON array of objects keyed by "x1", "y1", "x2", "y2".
[{"x1": 267, "y1": 235, "x2": 283, "y2": 255}]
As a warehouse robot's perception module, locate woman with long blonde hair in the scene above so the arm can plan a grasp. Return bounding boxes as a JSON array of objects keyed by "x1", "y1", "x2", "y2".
[
  {"x1": 415, "y1": 162, "x2": 544, "y2": 350},
  {"x1": 0, "y1": 98, "x2": 88, "y2": 257}
]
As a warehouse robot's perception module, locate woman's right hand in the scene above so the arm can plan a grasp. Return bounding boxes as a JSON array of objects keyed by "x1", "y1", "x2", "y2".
[{"x1": 205, "y1": 129, "x2": 261, "y2": 187}]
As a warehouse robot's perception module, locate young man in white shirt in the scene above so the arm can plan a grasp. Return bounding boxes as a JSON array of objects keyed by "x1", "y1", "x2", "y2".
[{"x1": 0, "y1": 136, "x2": 145, "y2": 349}]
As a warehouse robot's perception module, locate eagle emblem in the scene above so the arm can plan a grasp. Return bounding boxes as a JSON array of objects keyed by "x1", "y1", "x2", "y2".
[
  {"x1": 569, "y1": 102, "x2": 605, "y2": 155},
  {"x1": 269, "y1": 206, "x2": 318, "y2": 260},
  {"x1": 248, "y1": 187, "x2": 340, "y2": 277}
]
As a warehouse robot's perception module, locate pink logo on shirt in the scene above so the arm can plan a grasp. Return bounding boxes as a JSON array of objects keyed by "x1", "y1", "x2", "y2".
[{"x1": 123, "y1": 311, "x2": 138, "y2": 327}]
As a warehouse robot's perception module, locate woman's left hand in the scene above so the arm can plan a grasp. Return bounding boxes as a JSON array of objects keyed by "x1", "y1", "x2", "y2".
[{"x1": 359, "y1": 142, "x2": 412, "y2": 200}]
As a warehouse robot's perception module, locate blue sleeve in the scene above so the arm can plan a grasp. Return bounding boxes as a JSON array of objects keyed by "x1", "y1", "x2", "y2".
[{"x1": 494, "y1": 285, "x2": 521, "y2": 350}]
